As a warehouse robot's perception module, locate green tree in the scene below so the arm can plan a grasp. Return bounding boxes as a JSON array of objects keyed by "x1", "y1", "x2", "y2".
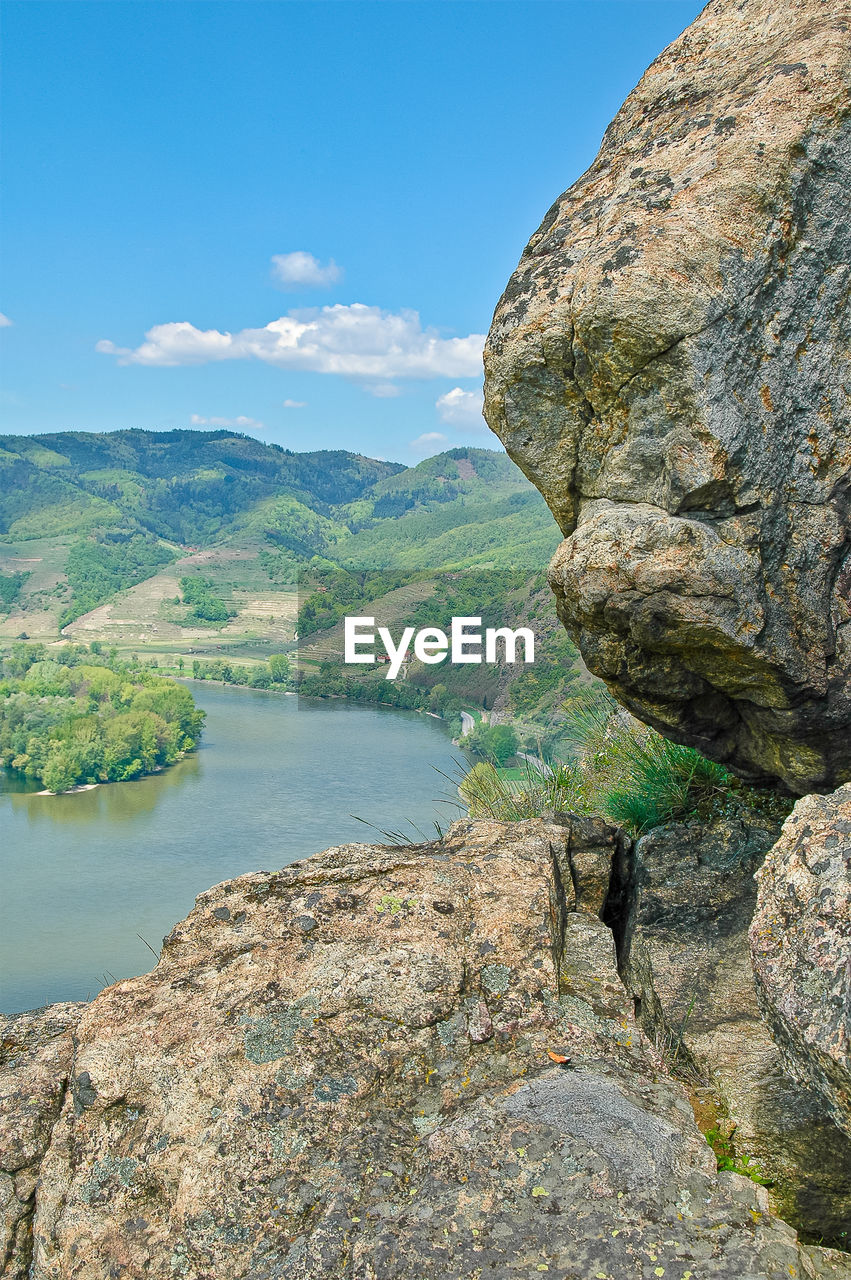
[
  {"x1": 42, "y1": 747, "x2": 80, "y2": 794},
  {"x1": 268, "y1": 654, "x2": 290, "y2": 683},
  {"x1": 486, "y1": 724, "x2": 518, "y2": 765},
  {"x1": 466, "y1": 722, "x2": 518, "y2": 765}
]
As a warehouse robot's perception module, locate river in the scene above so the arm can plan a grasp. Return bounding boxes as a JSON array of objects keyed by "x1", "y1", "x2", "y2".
[{"x1": 0, "y1": 683, "x2": 467, "y2": 1015}]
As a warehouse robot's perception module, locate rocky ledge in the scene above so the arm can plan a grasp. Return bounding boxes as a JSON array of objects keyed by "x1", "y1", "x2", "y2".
[{"x1": 2, "y1": 817, "x2": 849, "y2": 1279}]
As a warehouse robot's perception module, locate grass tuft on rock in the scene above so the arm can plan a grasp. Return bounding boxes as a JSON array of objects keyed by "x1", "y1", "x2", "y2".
[
  {"x1": 458, "y1": 686, "x2": 790, "y2": 836},
  {"x1": 567, "y1": 689, "x2": 734, "y2": 834}
]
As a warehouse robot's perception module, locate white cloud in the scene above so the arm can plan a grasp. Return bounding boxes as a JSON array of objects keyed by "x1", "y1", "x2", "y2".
[
  {"x1": 367, "y1": 383, "x2": 401, "y2": 398},
  {"x1": 436, "y1": 385, "x2": 485, "y2": 428},
  {"x1": 0, "y1": 313, "x2": 12, "y2": 327},
  {"x1": 96, "y1": 304, "x2": 485, "y2": 380},
  {"x1": 409, "y1": 431, "x2": 448, "y2": 455},
  {"x1": 271, "y1": 251, "x2": 342, "y2": 289},
  {"x1": 190, "y1": 413, "x2": 264, "y2": 429},
  {"x1": 283, "y1": 399, "x2": 306, "y2": 409}
]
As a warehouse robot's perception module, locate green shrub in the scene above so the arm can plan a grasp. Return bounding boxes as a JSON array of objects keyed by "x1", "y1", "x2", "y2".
[
  {"x1": 0, "y1": 570, "x2": 28, "y2": 613},
  {"x1": 458, "y1": 758, "x2": 588, "y2": 821},
  {"x1": 704, "y1": 1127, "x2": 772, "y2": 1187},
  {"x1": 457, "y1": 686, "x2": 747, "y2": 835},
  {"x1": 179, "y1": 575, "x2": 236, "y2": 625}
]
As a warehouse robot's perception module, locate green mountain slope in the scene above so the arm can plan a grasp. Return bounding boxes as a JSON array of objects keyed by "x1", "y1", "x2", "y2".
[
  {"x1": 0, "y1": 429, "x2": 580, "y2": 759},
  {"x1": 0, "y1": 430, "x2": 403, "y2": 545},
  {"x1": 0, "y1": 431, "x2": 562, "y2": 656}
]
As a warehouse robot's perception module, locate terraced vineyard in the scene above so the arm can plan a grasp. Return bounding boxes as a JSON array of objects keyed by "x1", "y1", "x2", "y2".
[{"x1": 0, "y1": 431, "x2": 559, "y2": 662}]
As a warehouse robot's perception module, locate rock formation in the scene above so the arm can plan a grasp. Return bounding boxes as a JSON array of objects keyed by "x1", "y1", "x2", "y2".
[
  {"x1": 751, "y1": 784, "x2": 851, "y2": 1141},
  {"x1": 0, "y1": 1002, "x2": 84, "y2": 1279},
  {"x1": 1, "y1": 819, "x2": 843, "y2": 1278},
  {"x1": 483, "y1": 0, "x2": 851, "y2": 795},
  {"x1": 620, "y1": 812, "x2": 851, "y2": 1239}
]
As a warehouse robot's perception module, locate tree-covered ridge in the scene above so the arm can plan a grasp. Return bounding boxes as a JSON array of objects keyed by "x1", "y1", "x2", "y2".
[
  {"x1": 292, "y1": 566, "x2": 584, "y2": 757},
  {"x1": 297, "y1": 569, "x2": 424, "y2": 636},
  {"x1": 335, "y1": 491, "x2": 556, "y2": 571},
  {"x1": 0, "y1": 430, "x2": 404, "y2": 545},
  {"x1": 0, "y1": 431, "x2": 550, "y2": 563},
  {"x1": 0, "y1": 643, "x2": 205, "y2": 793}
]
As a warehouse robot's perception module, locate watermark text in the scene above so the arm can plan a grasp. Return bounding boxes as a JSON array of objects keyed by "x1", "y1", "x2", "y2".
[{"x1": 344, "y1": 616, "x2": 535, "y2": 680}]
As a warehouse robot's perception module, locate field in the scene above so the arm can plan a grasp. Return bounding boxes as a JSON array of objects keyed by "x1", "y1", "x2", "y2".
[
  {"x1": 0, "y1": 537, "x2": 74, "y2": 639},
  {"x1": 57, "y1": 546, "x2": 299, "y2": 663}
]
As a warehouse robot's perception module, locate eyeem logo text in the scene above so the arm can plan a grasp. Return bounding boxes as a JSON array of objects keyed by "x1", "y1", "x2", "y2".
[{"x1": 344, "y1": 616, "x2": 535, "y2": 680}]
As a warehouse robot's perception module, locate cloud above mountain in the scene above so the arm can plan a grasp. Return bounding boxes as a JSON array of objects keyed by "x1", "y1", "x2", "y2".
[
  {"x1": 97, "y1": 304, "x2": 484, "y2": 380},
  {"x1": 409, "y1": 430, "x2": 448, "y2": 454},
  {"x1": 189, "y1": 413, "x2": 264, "y2": 429}
]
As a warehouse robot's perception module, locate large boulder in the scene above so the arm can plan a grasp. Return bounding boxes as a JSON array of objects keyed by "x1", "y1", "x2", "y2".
[
  {"x1": 1, "y1": 820, "x2": 829, "y2": 1278},
  {"x1": 750, "y1": 784, "x2": 851, "y2": 1141},
  {"x1": 483, "y1": 0, "x2": 851, "y2": 794}
]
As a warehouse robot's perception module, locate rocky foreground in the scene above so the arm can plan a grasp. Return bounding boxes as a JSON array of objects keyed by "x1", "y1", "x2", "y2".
[{"x1": 2, "y1": 808, "x2": 849, "y2": 1279}]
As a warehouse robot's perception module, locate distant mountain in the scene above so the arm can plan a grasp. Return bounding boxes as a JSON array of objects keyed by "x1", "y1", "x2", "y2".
[
  {"x1": 0, "y1": 430, "x2": 403, "y2": 545},
  {"x1": 0, "y1": 430, "x2": 560, "y2": 638}
]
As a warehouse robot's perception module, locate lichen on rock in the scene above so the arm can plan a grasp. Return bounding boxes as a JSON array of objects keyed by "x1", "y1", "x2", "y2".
[
  {"x1": 0, "y1": 819, "x2": 840, "y2": 1277},
  {"x1": 483, "y1": 0, "x2": 851, "y2": 795},
  {"x1": 751, "y1": 784, "x2": 851, "y2": 1142},
  {"x1": 620, "y1": 810, "x2": 851, "y2": 1240},
  {"x1": 0, "y1": 1001, "x2": 85, "y2": 1279}
]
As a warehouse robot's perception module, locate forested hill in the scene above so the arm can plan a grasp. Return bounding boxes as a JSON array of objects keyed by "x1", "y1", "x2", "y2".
[
  {"x1": 0, "y1": 430, "x2": 561, "y2": 639},
  {"x1": 0, "y1": 430, "x2": 404, "y2": 545}
]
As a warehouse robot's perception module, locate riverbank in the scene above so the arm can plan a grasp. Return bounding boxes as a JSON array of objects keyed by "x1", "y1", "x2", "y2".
[
  {"x1": 35, "y1": 782, "x2": 99, "y2": 796},
  {"x1": 1, "y1": 682, "x2": 466, "y2": 1014}
]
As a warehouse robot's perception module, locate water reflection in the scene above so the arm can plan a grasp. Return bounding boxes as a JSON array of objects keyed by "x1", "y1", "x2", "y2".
[
  {"x1": 1, "y1": 685, "x2": 464, "y2": 1014},
  {"x1": 0, "y1": 769, "x2": 41, "y2": 796},
  {"x1": 5, "y1": 751, "x2": 203, "y2": 826}
]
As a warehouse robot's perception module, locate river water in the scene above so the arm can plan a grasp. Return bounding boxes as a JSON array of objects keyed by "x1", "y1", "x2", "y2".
[{"x1": 0, "y1": 684, "x2": 466, "y2": 1014}]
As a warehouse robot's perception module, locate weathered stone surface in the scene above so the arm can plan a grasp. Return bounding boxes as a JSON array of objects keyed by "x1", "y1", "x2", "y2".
[
  {"x1": 751, "y1": 784, "x2": 851, "y2": 1142},
  {"x1": 0, "y1": 1002, "x2": 85, "y2": 1278},
  {"x1": 621, "y1": 813, "x2": 851, "y2": 1240},
  {"x1": 547, "y1": 810, "x2": 631, "y2": 917},
  {"x1": 803, "y1": 1246, "x2": 851, "y2": 1278},
  {"x1": 483, "y1": 0, "x2": 851, "y2": 794},
  {"x1": 0, "y1": 820, "x2": 821, "y2": 1278}
]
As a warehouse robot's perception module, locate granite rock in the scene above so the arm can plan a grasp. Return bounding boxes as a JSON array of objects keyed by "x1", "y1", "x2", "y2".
[
  {"x1": 751, "y1": 784, "x2": 851, "y2": 1141},
  {"x1": 621, "y1": 813, "x2": 851, "y2": 1240},
  {"x1": 483, "y1": 0, "x2": 851, "y2": 794},
  {"x1": 0, "y1": 820, "x2": 828, "y2": 1278},
  {"x1": 0, "y1": 1002, "x2": 86, "y2": 1278}
]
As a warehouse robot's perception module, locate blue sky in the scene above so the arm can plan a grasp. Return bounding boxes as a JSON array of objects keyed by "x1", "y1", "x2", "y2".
[{"x1": 1, "y1": 0, "x2": 704, "y2": 463}]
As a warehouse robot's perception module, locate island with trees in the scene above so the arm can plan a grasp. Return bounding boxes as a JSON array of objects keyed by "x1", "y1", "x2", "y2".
[{"x1": 0, "y1": 642, "x2": 205, "y2": 793}]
